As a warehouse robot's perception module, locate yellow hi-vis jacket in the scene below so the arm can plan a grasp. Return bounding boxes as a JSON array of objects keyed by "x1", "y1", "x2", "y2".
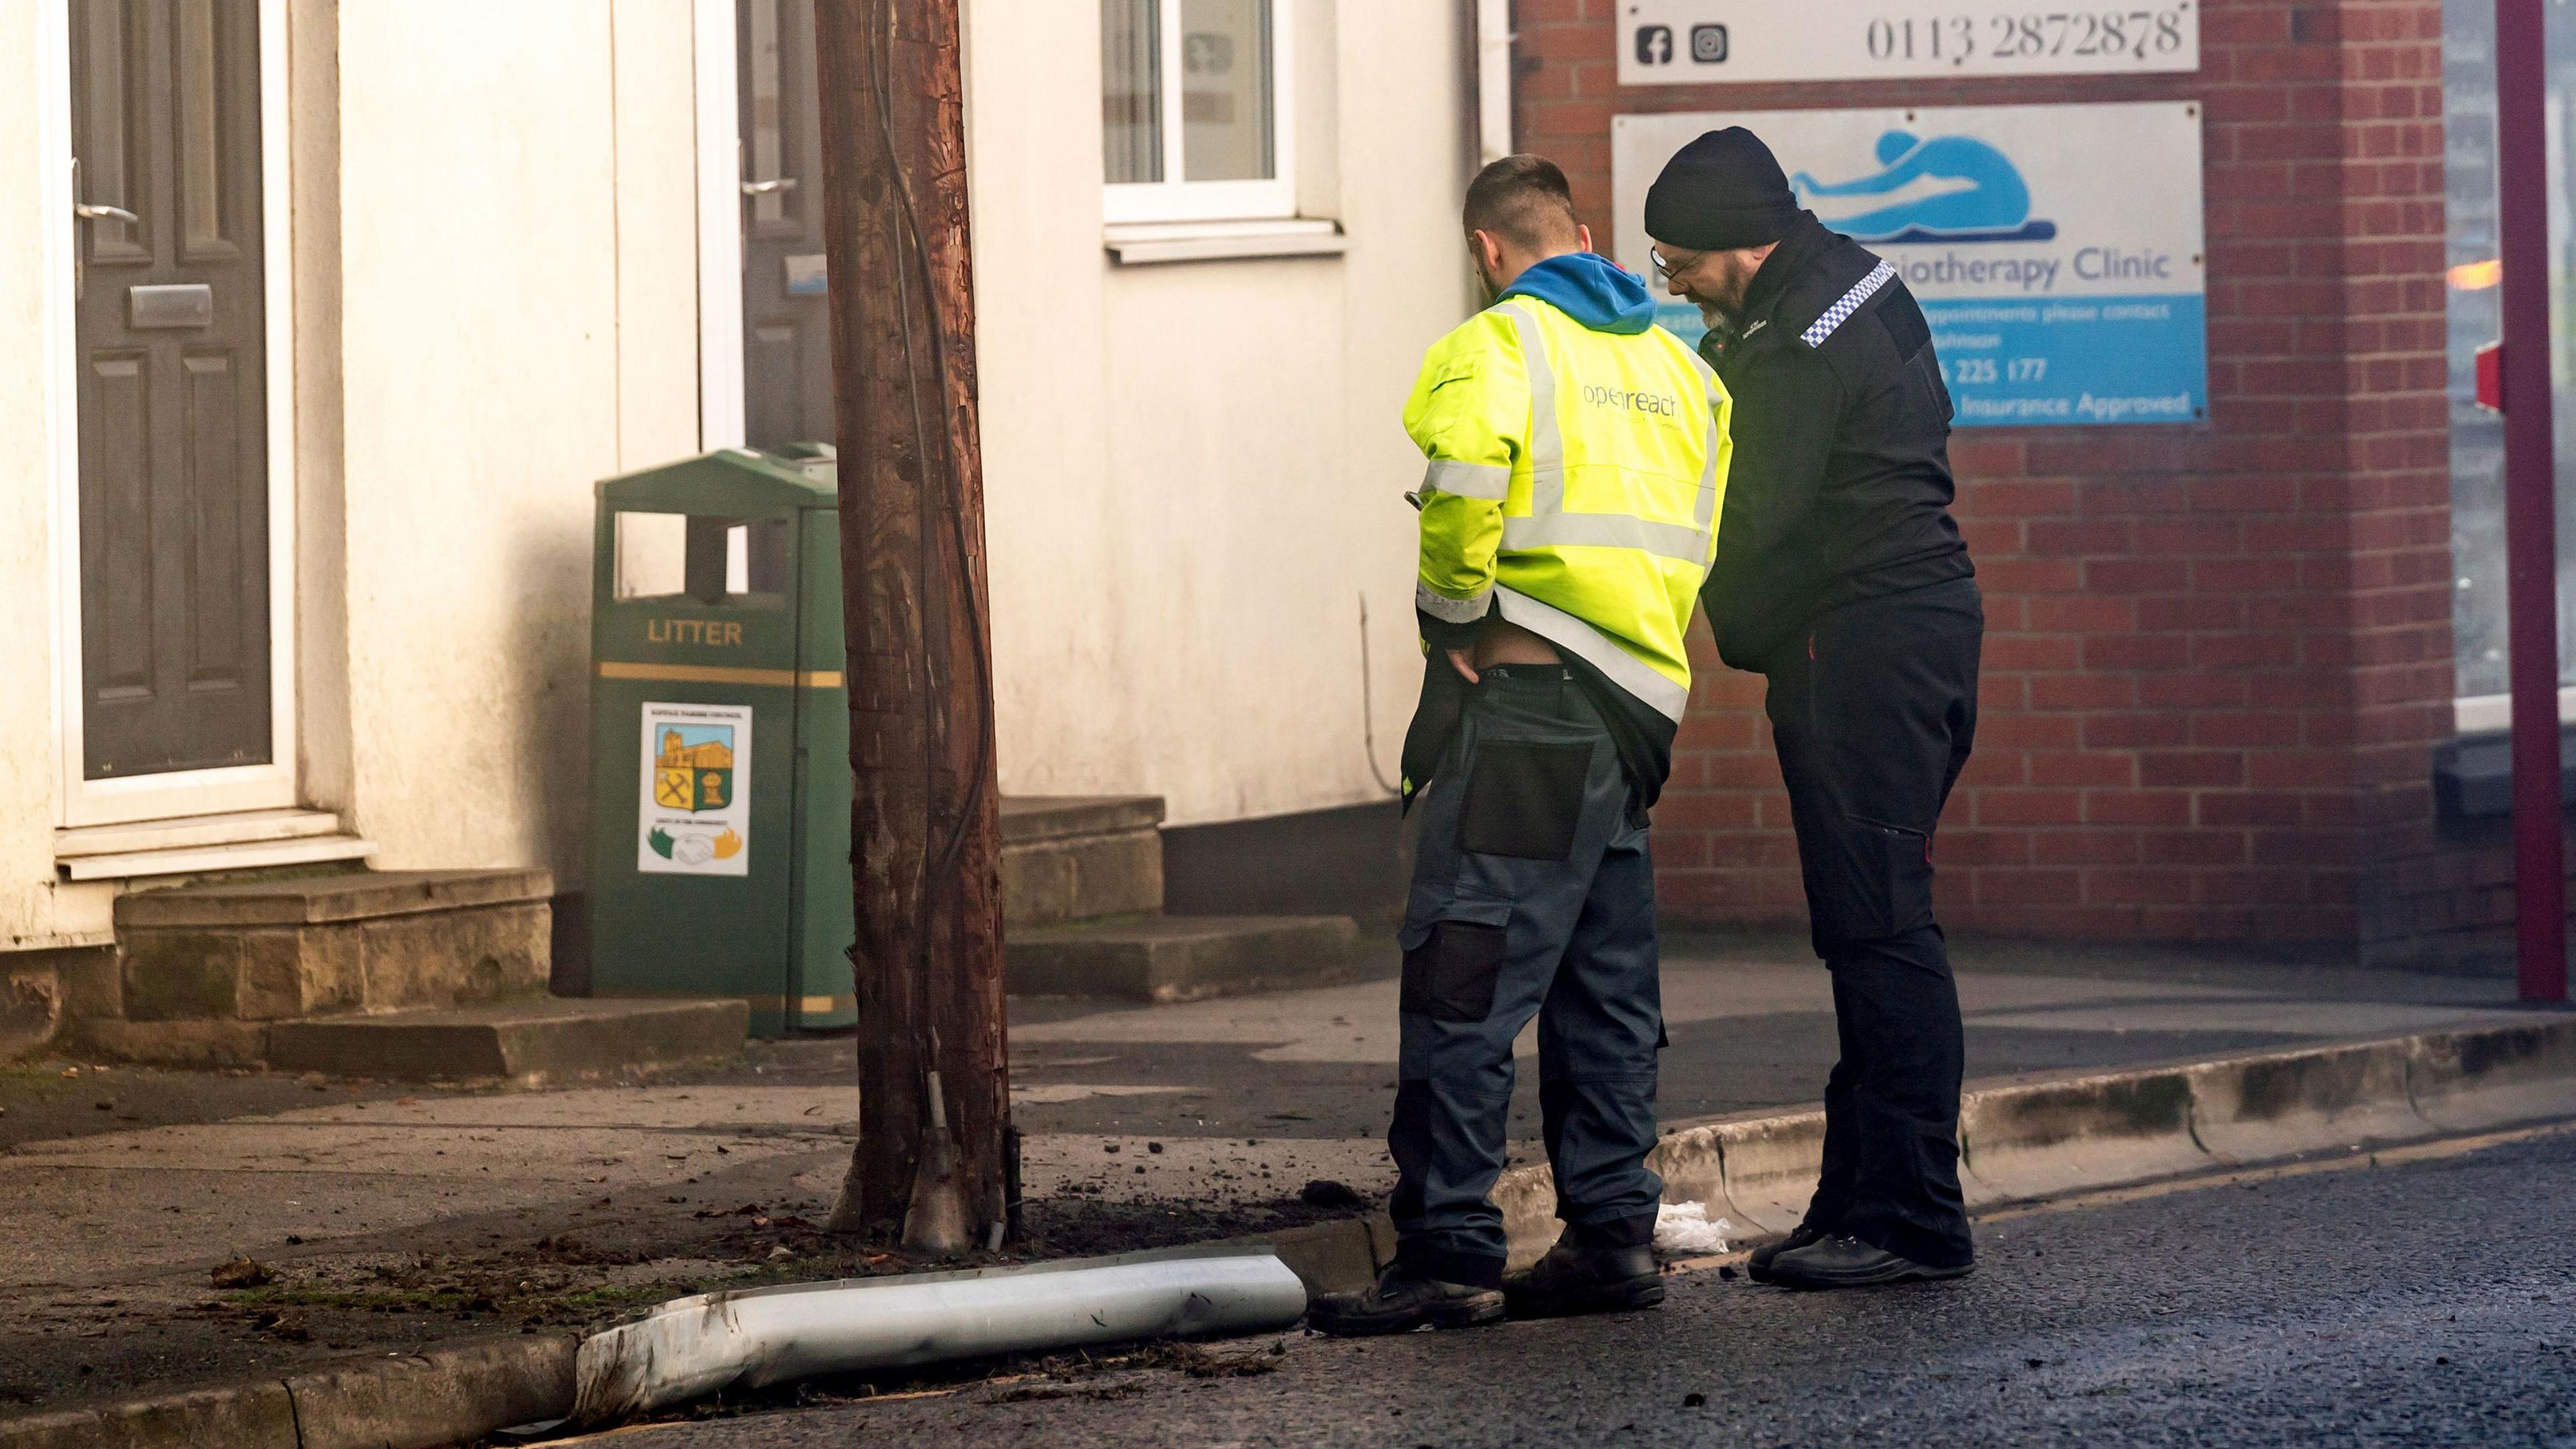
[{"x1": 1404, "y1": 294, "x2": 1733, "y2": 724}]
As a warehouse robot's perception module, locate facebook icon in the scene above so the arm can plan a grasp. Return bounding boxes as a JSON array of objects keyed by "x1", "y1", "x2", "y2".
[{"x1": 1634, "y1": 24, "x2": 1673, "y2": 65}]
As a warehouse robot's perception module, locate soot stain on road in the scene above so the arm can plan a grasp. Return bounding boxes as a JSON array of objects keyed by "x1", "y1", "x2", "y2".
[{"x1": 607, "y1": 1128, "x2": 2576, "y2": 1448}]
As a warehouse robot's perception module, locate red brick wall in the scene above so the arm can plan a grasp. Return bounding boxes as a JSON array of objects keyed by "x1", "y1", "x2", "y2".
[{"x1": 1513, "y1": 0, "x2": 2461, "y2": 952}]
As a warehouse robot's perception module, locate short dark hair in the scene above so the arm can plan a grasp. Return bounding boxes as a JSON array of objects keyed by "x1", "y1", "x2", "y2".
[{"x1": 1463, "y1": 154, "x2": 1581, "y2": 252}]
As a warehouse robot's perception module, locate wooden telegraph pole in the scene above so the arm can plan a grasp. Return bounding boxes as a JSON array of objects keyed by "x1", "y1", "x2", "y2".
[{"x1": 812, "y1": 0, "x2": 1012, "y2": 1244}]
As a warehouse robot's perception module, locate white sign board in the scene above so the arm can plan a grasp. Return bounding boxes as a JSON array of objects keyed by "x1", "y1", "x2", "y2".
[
  {"x1": 1617, "y1": 1, "x2": 2200, "y2": 86},
  {"x1": 1614, "y1": 103, "x2": 2208, "y2": 426},
  {"x1": 637, "y1": 701, "x2": 752, "y2": 876}
]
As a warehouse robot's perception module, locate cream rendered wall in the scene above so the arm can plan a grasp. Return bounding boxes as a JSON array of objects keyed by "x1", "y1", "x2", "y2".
[
  {"x1": 969, "y1": 0, "x2": 1470, "y2": 827},
  {"x1": 333, "y1": 1, "x2": 700, "y2": 885},
  {"x1": 612, "y1": 2, "x2": 705, "y2": 472},
  {"x1": 0, "y1": 5, "x2": 78, "y2": 949}
]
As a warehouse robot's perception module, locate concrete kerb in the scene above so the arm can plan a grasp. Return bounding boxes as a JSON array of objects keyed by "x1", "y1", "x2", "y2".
[
  {"x1": 0, "y1": 1336, "x2": 576, "y2": 1449},
  {"x1": 2408, "y1": 1017, "x2": 2576, "y2": 1132},
  {"x1": 1479, "y1": 1014, "x2": 2576, "y2": 1271},
  {"x1": 9, "y1": 1015, "x2": 2574, "y2": 1449},
  {"x1": 1269, "y1": 1016, "x2": 2576, "y2": 1285},
  {"x1": 1961, "y1": 1067, "x2": 2206, "y2": 1205},
  {"x1": 2185, "y1": 1037, "x2": 2422, "y2": 1165},
  {"x1": 1697, "y1": 1110, "x2": 1829, "y2": 1237},
  {"x1": 0, "y1": 1383, "x2": 300, "y2": 1449},
  {"x1": 283, "y1": 1335, "x2": 576, "y2": 1449}
]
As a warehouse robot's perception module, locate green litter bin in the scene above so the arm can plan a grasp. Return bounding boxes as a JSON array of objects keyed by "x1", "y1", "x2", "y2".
[{"x1": 585, "y1": 443, "x2": 856, "y2": 1037}]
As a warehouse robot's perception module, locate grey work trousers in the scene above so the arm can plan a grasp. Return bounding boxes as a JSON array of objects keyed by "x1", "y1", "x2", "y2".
[{"x1": 1389, "y1": 665, "x2": 1663, "y2": 1289}]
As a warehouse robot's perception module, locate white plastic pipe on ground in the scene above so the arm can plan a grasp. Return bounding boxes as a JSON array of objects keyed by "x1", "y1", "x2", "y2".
[{"x1": 571, "y1": 1248, "x2": 1309, "y2": 1425}]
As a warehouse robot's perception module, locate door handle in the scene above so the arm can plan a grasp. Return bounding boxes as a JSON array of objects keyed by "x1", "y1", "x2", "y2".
[
  {"x1": 70, "y1": 160, "x2": 139, "y2": 225},
  {"x1": 741, "y1": 178, "x2": 798, "y2": 196}
]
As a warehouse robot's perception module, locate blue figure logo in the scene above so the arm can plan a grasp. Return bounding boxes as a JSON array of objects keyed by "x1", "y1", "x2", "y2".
[{"x1": 1791, "y1": 130, "x2": 2057, "y2": 245}]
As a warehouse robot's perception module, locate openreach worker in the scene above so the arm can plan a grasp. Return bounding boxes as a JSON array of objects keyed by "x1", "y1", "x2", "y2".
[
  {"x1": 1647, "y1": 127, "x2": 1983, "y2": 1290},
  {"x1": 1309, "y1": 155, "x2": 1731, "y2": 1336}
]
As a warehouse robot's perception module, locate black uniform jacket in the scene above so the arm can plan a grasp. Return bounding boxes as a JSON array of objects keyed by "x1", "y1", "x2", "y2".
[{"x1": 1698, "y1": 213, "x2": 1975, "y2": 674}]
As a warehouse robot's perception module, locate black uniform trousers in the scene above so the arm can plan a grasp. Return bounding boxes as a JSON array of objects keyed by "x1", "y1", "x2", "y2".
[
  {"x1": 1764, "y1": 577, "x2": 1983, "y2": 1270},
  {"x1": 1389, "y1": 665, "x2": 1664, "y2": 1290}
]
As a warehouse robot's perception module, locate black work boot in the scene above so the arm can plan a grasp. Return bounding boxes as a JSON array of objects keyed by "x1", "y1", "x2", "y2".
[
  {"x1": 1746, "y1": 1222, "x2": 1831, "y2": 1285},
  {"x1": 1307, "y1": 1265, "x2": 1506, "y2": 1336},
  {"x1": 1503, "y1": 1236, "x2": 1665, "y2": 1320},
  {"x1": 1766, "y1": 1234, "x2": 1974, "y2": 1290}
]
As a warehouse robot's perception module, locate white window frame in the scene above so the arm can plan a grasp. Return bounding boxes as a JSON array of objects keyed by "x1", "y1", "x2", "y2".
[
  {"x1": 1104, "y1": 0, "x2": 1298, "y2": 225},
  {"x1": 2454, "y1": 689, "x2": 2576, "y2": 737}
]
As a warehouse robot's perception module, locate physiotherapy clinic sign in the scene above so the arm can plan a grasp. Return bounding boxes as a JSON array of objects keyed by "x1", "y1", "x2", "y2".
[
  {"x1": 1616, "y1": 0, "x2": 2200, "y2": 86},
  {"x1": 1611, "y1": 102, "x2": 2208, "y2": 427}
]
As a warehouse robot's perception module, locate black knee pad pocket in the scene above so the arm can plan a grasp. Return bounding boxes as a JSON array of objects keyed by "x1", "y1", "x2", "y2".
[
  {"x1": 1458, "y1": 740, "x2": 1592, "y2": 860},
  {"x1": 1401, "y1": 905, "x2": 1510, "y2": 1022},
  {"x1": 1812, "y1": 814, "x2": 1936, "y2": 949}
]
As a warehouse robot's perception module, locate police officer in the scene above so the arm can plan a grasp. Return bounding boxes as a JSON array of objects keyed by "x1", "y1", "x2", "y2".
[
  {"x1": 1309, "y1": 154, "x2": 1732, "y2": 1334},
  {"x1": 1645, "y1": 127, "x2": 1984, "y2": 1289}
]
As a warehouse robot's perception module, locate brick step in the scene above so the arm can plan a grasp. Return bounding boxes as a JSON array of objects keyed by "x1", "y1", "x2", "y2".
[
  {"x1": 1005, "y1": 914, "x2": 1364, "y2": 1003},
  {"x1": 999, "y1": 796, "x2": 1166, "y2": 931},
  {"x1": 264, "y1": 998, "x2": 748, "y2": 1084}
]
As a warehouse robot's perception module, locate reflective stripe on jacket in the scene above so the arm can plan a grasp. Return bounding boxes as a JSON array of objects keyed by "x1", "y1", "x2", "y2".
[{"x1": 1403, "y1": 294, "x2": 1733, "y2": 722}]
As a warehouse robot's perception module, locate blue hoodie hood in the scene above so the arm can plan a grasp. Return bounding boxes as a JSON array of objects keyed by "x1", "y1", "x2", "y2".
[{"x1": 1495, "y1": 252, "x2": 1656, "y2": 335}]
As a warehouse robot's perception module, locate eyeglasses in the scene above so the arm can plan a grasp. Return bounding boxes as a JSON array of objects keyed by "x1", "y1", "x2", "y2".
[{"x1": 1651, "y1": 247, "x2": 1681, "y2": 280}]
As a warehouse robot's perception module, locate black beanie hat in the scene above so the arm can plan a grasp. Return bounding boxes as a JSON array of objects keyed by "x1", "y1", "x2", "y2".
[{"x1": 1645, "y1": 127, "x2": 1801, "y2": 251}]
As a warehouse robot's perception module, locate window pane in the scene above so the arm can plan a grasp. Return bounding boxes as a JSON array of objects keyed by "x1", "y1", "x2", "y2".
[
  {"x1": 2439, "y1": 0, "x2": 2576, "y2": 698},
  {"x1": 1181, "y1": 0, "x2": 1273, "y2": 182},
  {"x1": 1103, "y1": 0, "x2": 1162, "y2": 184},
  {"x1": 745, "y1": 0, "x2": 789, "y2": 227}
]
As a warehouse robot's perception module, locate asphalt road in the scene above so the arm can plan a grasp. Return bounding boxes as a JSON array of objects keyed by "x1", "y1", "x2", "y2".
[{"x1": 590, "y1": 1125, "x2": 2576, "y2": 1448}]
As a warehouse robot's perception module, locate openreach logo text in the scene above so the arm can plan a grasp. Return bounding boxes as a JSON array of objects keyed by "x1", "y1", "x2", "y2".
[{"x1": 1582, "y1": 382, "x2": 1680, "y2": 417}]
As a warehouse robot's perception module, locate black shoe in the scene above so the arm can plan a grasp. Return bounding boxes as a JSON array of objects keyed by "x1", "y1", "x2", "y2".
[
  {"x1": 1307, "y1": 1265, "x2": 1506, "y2": 1336},
  {"x1": 1503, "y1": 1238, "x2": 1665, "y2": 1319},
  {"x1": 1746, "y1": 1222, "x2": 1830, "y2": 1285},
  {"x1": 1766, "y1": 1234, "x2": 1974, "y2": 1291}
]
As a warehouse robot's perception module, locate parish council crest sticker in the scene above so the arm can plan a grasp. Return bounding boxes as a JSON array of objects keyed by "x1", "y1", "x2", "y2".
[{"x1": 637, "y1": 701, "x2": 752, "y2": 876}]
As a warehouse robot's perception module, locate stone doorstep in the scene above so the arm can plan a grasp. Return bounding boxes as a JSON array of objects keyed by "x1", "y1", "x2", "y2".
[
  {"x1": 1004, "y1": 914, "x2": 1364, "y2": 1003},
  {"x1": 113, "y1": 868, "x2": 554, "y2": 930},
  {"x1": 998, "y1": 796, "x2": 1167, "y2": 847},
  {"x1": 117, "y1": 898, "x2": 552, "y2": 1024},
  {"x1": 66, "y1": 998, "x2": 749, "y2": 1080},
  {"x1": 264, "y1": 998, "x2": 751, "y2": 1083},
  {"x1": 999, "y1": 796, "x2": 1169, "y2": 932},
  {"x1": 1001, "y1": 828, "x2": 1163, "y2": 932}
]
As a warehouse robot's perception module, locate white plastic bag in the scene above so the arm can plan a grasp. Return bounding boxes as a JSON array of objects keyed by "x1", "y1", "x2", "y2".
[{"x1": 1653, "y1": 1201, "x2": 1733, "y2": 1255}]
